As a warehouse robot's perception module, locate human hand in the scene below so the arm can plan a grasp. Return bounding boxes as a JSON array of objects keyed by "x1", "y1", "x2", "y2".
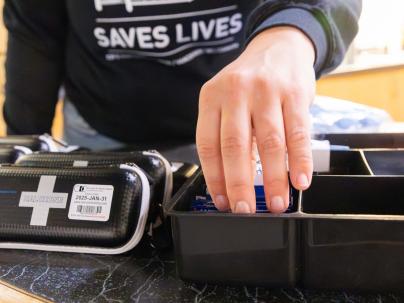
[{"x1": 196, "y1": 26, "x2": 316, "y2": 213}]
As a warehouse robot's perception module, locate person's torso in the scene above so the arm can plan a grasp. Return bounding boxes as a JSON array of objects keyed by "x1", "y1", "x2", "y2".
[{"x1": 64, "y1": 0, "x2": 263, "y2": 142}]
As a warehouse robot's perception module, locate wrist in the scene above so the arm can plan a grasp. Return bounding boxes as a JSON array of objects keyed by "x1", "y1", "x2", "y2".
[{"x1": 246, "y1": 26, "x2": 316, "y2": 65}]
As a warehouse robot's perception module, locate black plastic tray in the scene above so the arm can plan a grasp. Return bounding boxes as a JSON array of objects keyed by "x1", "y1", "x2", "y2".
[
  {"x1": 316, "y1": 149, "x2": 371, "y2": 175},
  {"x1": 300, "y1": 175, "x2": 404, "y2": 291},
  {"x1": 166, "y1": 145, "x2": 404, "y2": 290},
  {"x1": 363, "y1": 149, "x2": 404, "y2": 175},
  {"x1": 166, "y1": 169, "x2": 300, "y2": 287},
  {"x1": 315, "y1": 133, "x2": 404, "y2": 149}
]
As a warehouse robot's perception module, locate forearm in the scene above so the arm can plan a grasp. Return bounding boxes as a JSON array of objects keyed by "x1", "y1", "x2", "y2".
[
  {"x1": 3, "y1": 0, "x2": 67, "y2": 134},
  {"x1": 4, "y1": 36, "x2": 63, "y2": 134}
]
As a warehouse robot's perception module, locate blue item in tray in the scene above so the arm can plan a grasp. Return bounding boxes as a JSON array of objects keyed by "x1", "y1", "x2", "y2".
[{"x1": 192, "y1": 186, "x2": 294, "y2": 213}]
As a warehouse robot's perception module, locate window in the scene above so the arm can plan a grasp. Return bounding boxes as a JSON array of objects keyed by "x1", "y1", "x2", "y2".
[{"x1": 337, "y1": 0, "x2": 404, "y2": 72}]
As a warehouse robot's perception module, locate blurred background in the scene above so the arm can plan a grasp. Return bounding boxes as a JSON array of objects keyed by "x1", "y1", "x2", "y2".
[
  {"x1": 0, "y1": 0, "x2": 5, "y2": 136},
  {"x1": 1, "y1": 0, "x2": 404, "y2": 138}
]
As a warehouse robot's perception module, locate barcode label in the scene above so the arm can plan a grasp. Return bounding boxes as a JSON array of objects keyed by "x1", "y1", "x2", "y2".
[
  {"x1": 76, "y1": 205, "x2": 102, "y2": 214},
  {"x1": 68, "y1": 184, "x2": 114, "y2": 222}
]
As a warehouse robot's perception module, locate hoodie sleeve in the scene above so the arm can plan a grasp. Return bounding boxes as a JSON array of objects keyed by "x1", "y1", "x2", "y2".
[
  {"x1": 3, "y1": 0, "x2": 67, "y2": 135},
  {"x1": 245, "y1": 0, "x2": 362, "y2": 78}
]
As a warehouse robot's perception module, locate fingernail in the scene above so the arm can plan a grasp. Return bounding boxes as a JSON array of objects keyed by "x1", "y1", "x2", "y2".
[
  {"x1": 215, "y1": 195, "x2": 229, "y2": 211},
  {"x1": 297, "y1": 173, "x2": 309, "y2": 189},
  {"x1": 234, "y1": 201, "x2": 251, "y2": 214},
  {"x1": 271, "y1": 196, "x2": 285, "y2": 213}
]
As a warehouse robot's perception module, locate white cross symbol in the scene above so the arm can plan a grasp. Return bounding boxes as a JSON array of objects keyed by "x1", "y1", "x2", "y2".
[{"x1": 19, "y1": 176, "x2": 69, "y2": 226}]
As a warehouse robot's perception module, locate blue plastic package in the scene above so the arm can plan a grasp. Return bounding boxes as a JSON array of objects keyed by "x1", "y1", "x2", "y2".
[{"x1": 191, "y1": 185, "x2": 294, "y2": 213}]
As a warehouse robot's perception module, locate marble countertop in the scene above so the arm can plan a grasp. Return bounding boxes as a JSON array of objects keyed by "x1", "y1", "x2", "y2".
[{"x1": 0, "y1": 245, "x2": 403, "y2": 303}]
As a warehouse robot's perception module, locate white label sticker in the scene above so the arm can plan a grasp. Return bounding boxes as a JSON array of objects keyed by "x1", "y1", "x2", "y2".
[
  {"x1": 254, "y1": 159, "x2": 263, "y2": 186},
  {"x1": 68, "y1": 184, "x2": 114, "y2": 222},
  {"x1": 73, "y1": 160, "x2": 89, "y2": 167}
]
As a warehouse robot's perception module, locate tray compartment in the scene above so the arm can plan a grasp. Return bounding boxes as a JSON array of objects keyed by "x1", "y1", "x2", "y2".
[
  {"x1": 300, "y1": 175, "x2": 404, "y2": 291},
  {"x1": 363, "y1": 150, "x2": 404, "y2": 175},
  {"x1": 315, "y1": 150, "x2": 372, "y2": 175},
  {"x1": 315, "y1": 133, "x2": 404, "y2": 149},
  {"x1": 167, "y1": 169, "x2": 300, "y2": 287}
]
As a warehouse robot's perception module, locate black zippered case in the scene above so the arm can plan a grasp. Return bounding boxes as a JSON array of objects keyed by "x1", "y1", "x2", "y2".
[
  {"x1": 0, "y1": 164, "x2": 150, "y2": 254},
  {"x1": 15, "y1": 150, "x2": 178, "y2": 250},
  {"x1": 0, "y1": 146, "x2": 32, "y2": 164},
  {"x1": 15, "y1": 150, "x2": 173, "y2": 207},
  {"x1": 0, "y1": 134, "x2": 68, "y2": 152}
]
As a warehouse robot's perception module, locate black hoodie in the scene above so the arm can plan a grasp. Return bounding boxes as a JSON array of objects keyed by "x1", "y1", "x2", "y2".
[{"x1": 3, "y1": 0, "x2": 361, "y2": 143}]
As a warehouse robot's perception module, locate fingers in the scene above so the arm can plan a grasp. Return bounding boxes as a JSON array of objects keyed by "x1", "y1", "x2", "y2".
[
  {"x1": 197, "y1": 46, "x2": 314, "y2": 215},
  {"x1": 283, "y1": 91, "x2": 313, "y2": 191},
  {"x1": 253, "y1": 96, "x2": 289, "y2": 213},
  {"x1": 221, "y1": 100, "x2": 256, "y2": 213},
  {"x1": 197, "y1": 83, "x2": 312, "y2": 215},
  {"x1": 196, "y1": 90, "x2": 229, "y2": 211}
]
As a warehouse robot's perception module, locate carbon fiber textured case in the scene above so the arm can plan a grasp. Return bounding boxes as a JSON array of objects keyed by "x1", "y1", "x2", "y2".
[
  {"x1": 0, "y1": 147, "x2": 31, "y2": 164},
  {"x1": 0, "y1": 134, "x2": 62, "y2": 152},
  {"x1": 16, "y1": 150, "x2": 171, "y2": 204},
  {"x1": 0, "y1": 165, "x2": 149, "y2": 253}
]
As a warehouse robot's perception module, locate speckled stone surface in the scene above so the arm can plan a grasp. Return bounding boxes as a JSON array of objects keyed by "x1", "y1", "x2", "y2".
[{"x1": 0, "y1": 245, "x2": 403, "y2": 303}]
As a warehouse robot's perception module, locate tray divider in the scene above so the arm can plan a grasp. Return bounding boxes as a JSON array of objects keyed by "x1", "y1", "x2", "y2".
[
  {"x1": 359, "y1": 149, "x2": 375, "y2": 176},
  {"x1": 297, "y1": 190, "x2": 304, "y2": 214}
]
